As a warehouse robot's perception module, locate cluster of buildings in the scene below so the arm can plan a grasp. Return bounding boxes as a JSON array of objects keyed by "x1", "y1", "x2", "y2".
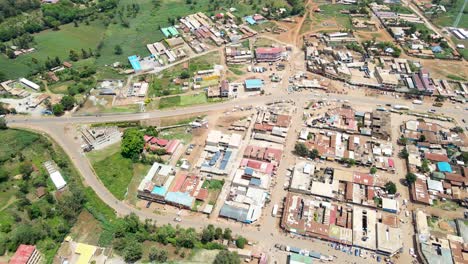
[
  {"x1": 219, "y1": 104, "x2": 293, "y2": 223},
  {"x1": 143, "y1": 135, "x2": 181, "y2": 156},
  {"x1": 281, "y1": 193, "x2": 403, "y2": 257},
  {"x1": 304, "y1": 34, "x2": 467, "y2": 96},
  {"x1": 137, "y1": 162, "x2": 214, "y2": 211},
  {"x1": 288, "y1": 162, "x2": 396, "y2": 210},
  {"x1": 415, "y1": 210, "x2": 468, "y2": 264},
  {"x1": 401, "y1": 120, "x2": 468, "y2": 205}
]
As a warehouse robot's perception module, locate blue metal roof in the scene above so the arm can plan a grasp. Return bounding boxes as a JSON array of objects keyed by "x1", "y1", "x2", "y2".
[
  {"x1": 165, "y1": 192, "x2": 194, "y2": 208},
  {"x1": 245, "y1": 16, "x2": 256, "y2": 25},
  {"x1": 209, "y1": 151, "x2": 221, "y2": 166},
  {"x1": 437, "y1": 162, "x2": 452, "y2": 173},
  {"x1": 244, "y1": 167, "x2": 254, "y2": 175},
  {"x1": 250, "y1": 178, "x2": 261, "y2": 186},
  {"x1": 128, "y1": 55, "x2": 142, "y2": 71},
  {"x1": 245, "y1": 79, "x2": 263, "y2": 89},
  {"x1": 151, "y1": 186, "x2": 167, "y2": 197},
  {"x1": 220, "y1": 204, "x2": 248, "y2": 222}
]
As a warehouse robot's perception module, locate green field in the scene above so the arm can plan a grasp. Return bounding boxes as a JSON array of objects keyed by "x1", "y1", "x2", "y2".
[
  {"x1": 431, "y1": 0, "x2": 468, "y2": 28},
  {"x1": 95, "y1": 0, "x2": 213, "y2": 66},
  {"x1": 158, "y1": 93, "x2": 208, "y2": 109},
  {"x1": 87, "y1": 143, "x2": 137, "y2": 200},
  {"x1": 314, "y1": 4, "x2": 354, "y2": 29},
  {"x1": 0, "y1": 21, "x2": 106, "y2": 79}
]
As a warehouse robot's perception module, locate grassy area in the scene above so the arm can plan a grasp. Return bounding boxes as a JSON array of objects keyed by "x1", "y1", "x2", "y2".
[
  {"x1": 314, "y1": 4, "x2": 353, "y2": 29},
  {"x1": 447, "y1": 74, "x2": 466, "y2": 81},
  {"x1": 159, "y1": 126, "x2": 193, "y2": 143},
  {"x1": 431, "y1": 0, "x2": 468, "y2": 28},
  {"x1": 0, "y1": 21, "x2": 106, "y2": 79},
  {"x1": 202, "y1": 179, "x2": 225, "y2": 190},
  {"x1": 158, "y1": 93, "x2": 208, "y2": 109},
  {"x1": 88, "y1": 143, "x2": 134, "y2": 200},
  {"x1": 149, "y1": 51, "x2": 220, "y2": 97},
  {"x1": 450, "y1": 36, "x2": 468, "y2": 60},
  {"x1": 95, "y1": 0, "x2": 213, "y2": 66}
]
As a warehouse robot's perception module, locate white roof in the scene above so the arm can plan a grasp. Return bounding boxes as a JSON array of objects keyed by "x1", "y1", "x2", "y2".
[
  {"x1": 228, "y1": 133, "x2": 242, "y2": 148},
  {"x1": 50, "y1": 171, "x2": 67, "y2": 190},
  {"x1": 19, "y1": 78, "x2": 40, "y2": 90},
  {"x1": 427, "y1": 179, "x2": 443, "y2": 192},
  {"x1": 382, "y1": 198, "x2": 398, "y2": 211}
]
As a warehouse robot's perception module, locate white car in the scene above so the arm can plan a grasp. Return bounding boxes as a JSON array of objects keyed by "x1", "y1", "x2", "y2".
[{"x1": 174, "y1": 217, "x2": 182, "y2": 222}]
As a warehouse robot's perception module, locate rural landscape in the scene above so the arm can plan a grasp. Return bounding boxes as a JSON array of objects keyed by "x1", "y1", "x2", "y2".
[{"x1": 0, "y1": 0, "x2": 467, "y2": 263}]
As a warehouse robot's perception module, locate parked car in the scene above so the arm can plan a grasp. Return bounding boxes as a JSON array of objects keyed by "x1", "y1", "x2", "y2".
[{"x1": 173, "y1": 217, "x2": 182, "y2": 222}]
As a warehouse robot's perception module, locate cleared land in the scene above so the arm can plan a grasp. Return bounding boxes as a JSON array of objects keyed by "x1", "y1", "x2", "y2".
[{"x1": 158, "y1": 93, "x2": 208, "y2": 109}]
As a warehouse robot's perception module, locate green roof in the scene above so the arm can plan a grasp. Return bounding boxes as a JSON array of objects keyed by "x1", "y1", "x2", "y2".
[{"x1": 290, "y1": 253, "x2": 314, "y2": 264}]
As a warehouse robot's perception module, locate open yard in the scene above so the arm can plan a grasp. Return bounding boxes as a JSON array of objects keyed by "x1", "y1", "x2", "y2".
[
  {"x1": 149, "y1": 51, "x2": 220, "y2": 97},
  {"x1": 0, "y1": 21, "x2": 106, "y2": 79},
  {"x1": 158, "y1": 93, "x2": 208, "y2": 109},
  {"x1": 312, "y1": 4, "x2": 354, "y2": 30}
]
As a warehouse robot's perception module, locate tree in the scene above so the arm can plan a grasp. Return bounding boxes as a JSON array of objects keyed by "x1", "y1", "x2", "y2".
[
  {"x1": 114, "y1": 45, "x2": 123, "y2": 55},
  {"x1": 121, "y1": 128, "x2": 145, "y2": 159},
  {"x1": 421, "y1": 159, "x2": 430, "y2": 173},
  {"x1": 0, "y1": 169, "x2": 8, "y2": 182},
  {"x1": 309, "y1": 149, "x2": 319, "y2": 159},
  {"x1": 180, "y1": 71, "x2": 190, "y2": 79},
  {"x1": 385, "y1": 181, "x2": 397, "y2": 195},
  {"x1": 235, "y1": 236, "x2": 247, "y2": 249},
  {"x1": 69, "y1": 50, "x2": 79, "y2": 61},
  {"x1": 123, "y1": 242, "x2": 142, "y2": 263},
  {"x1": 214, "y1": 227, "x2": 223, "y2": 240},
  {"x1": 399, "y1": 148, "x2": 409, "y2": 159},
  {"x1": 406, "y1": 173, "x2": 417, "y2": 185},
  {"x1": 52, "y1": 104, "x2": 64, "y2": 116},
  {"x1": 370, "y1": 167, "x2": 377, "y2": 175},
  {"x1": 19, "y1": 162, "x2": 34, "y2": 180},
  {"x1": 294, "y1": 142, "x2": 309, "y2": 157},
  {"x1": 223, "y1": 228, "x2": 232, "y2": 240},
  {"x1": 0, "y1": 117, "x2": 7, "y2": 130},
  {"x1": 60, "y1": 95, "x2": 75, "y2": 110},
  {"x1": 201, "y1": 225, "x2": 215, "y2": 243},
  {"x1": 214, "y1": 251, "x2": 240, "y2": 264},
  {"x1": 149, "y1": 247, "x2": 168, "y2": 262}
]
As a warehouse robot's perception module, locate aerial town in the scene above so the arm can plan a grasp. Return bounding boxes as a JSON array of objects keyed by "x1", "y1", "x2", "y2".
[{"x1": 0, "y1": 0, "x2": 467, "y2": 264}]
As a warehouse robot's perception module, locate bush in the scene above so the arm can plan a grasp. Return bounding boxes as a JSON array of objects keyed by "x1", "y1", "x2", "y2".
[
  {"x1": 294, "y1": 142, "x2": 309, "y2": 157},
  {"x1": 385, "y1": 181, "x2": 397, "y2": 195},
  {"x1": 235, "y1": 236, "x2": 247, "y2": 249}
]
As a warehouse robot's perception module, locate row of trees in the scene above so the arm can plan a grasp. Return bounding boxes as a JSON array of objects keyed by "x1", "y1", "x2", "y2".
[
  {"x1": 52, "y1": 95, "x2": 76, "y2": 116},
  {"x1": 294, "y1": 142, "x2": 320, "y2": 159}
]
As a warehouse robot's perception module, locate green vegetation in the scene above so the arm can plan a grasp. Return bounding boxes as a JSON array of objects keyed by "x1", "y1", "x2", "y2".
[
  {"x1": 202, "y1": 179, "x2": 225, "y2": 190},
  {"x1": 406, "y1": 173, "x2": 417, "y2": 185},
  {"x1": 0, "y1": 21, "x2": 106, "y2": 78},
  {"x1": 0, "y1": 129, "x2": 88, "y2": 262},
  {"x1": 389, "y1": 4, "x2": 413, "y2": 14},
  {"x1": 214, "y1": 250, "x2": 240, "y2": 264},
  {"x1": 121, "y1": 128, "x2": 145, "y2": 160},
  {"x1": 149, "y1": 52, "x2": 220, "y2": 97},
  {"x1": 315, "y1": 4, "x2": 355, "y2": 29},
  {"x1": 447, "y1": 74, "x2": 466, "y2": 81},
  {"x1": 385, "y1": 181, "x2": 397, "y2": 194},
  {"x1": 430, "y1": 0, "x2": 468, "y2": 28},
  {"x1": 159, "y1": 93, "x2": 208, "y2": 109},
  {"x1": 235, "y1": 236, "x2": 247, "y2": 249},
  {"x1": 91, "y1": 150, "x2": 134, "y2": 200},
  {"x1": 294, "y1": 142, "x2": 320, "y2": 159}
]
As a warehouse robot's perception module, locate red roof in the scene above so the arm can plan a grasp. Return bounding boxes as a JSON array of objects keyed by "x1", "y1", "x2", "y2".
[
  {"x1": 353, "y1": 172, "x2": 374, "y2": 186},
  {"x1": 10, "y1": 245, "x2": 36, "y2": 264},
  {"x1": 144, "y1": 135, "x2": 153, "y2": 142},
  {"x1": 424, "y1": 153, "x2": 449, "y2": 162},
  {"x1": 165, "y1": 140, "x2": 180, "y2": 154},
  {"x1": 255, "y1": 47, "x2": 283, "y2": 54},
  {"x1": 150, "y1": 138, "x2": 169, "y2": 146},
  {"x1": 196, "y1": 188, "x2": 208, "y2": 201},
  {"x1": 254, "y1": 123, "x2": 274, "y2": 132},
  {"x1": 170, "y1": 174, "x2": 187, "y2": 192}
]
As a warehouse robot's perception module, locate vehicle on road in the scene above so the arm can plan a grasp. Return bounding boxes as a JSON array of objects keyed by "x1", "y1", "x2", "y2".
[
  {"x1": 146, "y1": 201, "x2": 152, "y2": 208},
  {"x1": 173, "y1": 217, "x2": 182, "y2": 222}
]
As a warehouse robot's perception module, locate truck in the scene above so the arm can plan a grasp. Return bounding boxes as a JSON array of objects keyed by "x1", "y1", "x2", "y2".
[
  {"x1": 272, "y1": 204, "x2": 278, "y2": 217},
  {"x1": 393, "y1": 105, "x2": 410, "y2": 110},
  {"x1": 412, "y1": 100, "x2": 423, "y2": 105}
]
